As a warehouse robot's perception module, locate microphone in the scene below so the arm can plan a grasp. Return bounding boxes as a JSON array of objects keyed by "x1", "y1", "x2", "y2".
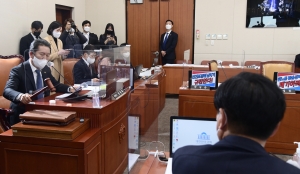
[
  {"x1": 46, "y1": 61, "x2": 80, "y2": 95},
  {"x1": 219, "y1": 61, "x2": 228, "y2": 80}
]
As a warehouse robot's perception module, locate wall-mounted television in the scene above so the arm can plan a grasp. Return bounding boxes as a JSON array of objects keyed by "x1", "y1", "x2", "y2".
[{"x1": 246, "y1": 0, "x2": 300, "y2": 28}]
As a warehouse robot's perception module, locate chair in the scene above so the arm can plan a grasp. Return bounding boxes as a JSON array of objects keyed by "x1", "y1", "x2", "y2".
[
  {"x1": 208, "y1": 60, "x2": 218, "y2": 71},
  {"x1": 200, "y1": 60, "x2": 210, "y2": 65},
  {"x1": 0, "y1": 55, "x2": 24, "y2": 132},
  {"x1": 222, "y1": 61, "x2": 239, "y2": 66},
  {"x1": 260, "y1": 61, "x2": 294, "y2": 80},
  {"x1": 176, "y1": 60, "x2": 192, "y2": 64},
  {"x1": 244, "y1": 61, "x2": 261, "y2": 66},
  {"x1": 62, "y1": 58, "x2": 80, "y2": 85}
]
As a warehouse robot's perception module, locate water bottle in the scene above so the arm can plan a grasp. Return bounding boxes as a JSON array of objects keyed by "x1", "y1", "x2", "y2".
[{"x1": 92, "y1": 92, "x2": 100, "y2": 108}]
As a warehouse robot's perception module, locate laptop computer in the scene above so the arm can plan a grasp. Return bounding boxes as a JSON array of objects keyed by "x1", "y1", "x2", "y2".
[{"x1": 166, "y1": 116, "x2": 219, "y2": 174}]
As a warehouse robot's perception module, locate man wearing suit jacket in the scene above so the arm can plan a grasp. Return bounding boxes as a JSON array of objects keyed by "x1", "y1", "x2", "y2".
[
  {"x1": 4, "y1": 39, "x2": 75, "y2": 125},
  {"x1": 82, "y1": 20, "x2": 99, "y2": 48},
  {"x1": 73, "y1": 44, "x2": 99, "y2": 84},
  {"x1": 172, "y1": 72, "x2": 300, "y2": 174},
  {"x1": 19, "y1": 21, "x2": 43, "y2": 61},
  {"x1": 160, "y1": 20, "x2": 178, "y2": 65}
]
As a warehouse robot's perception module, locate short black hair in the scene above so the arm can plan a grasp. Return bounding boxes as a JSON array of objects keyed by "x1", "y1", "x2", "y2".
[
  {"x1": 82, "y1": 20, "x2": 91, "y2": 27},
  {"x1": 47, "y1": 21, "x2": 62, "y2": 35},
  {"x1": 30, "y1": 39, "x2": 51, "y2": 53},
  {"x1": 83, "y1": 44, "x2": 95, "y2": 55},
  {"x1": 63, "y1": 18, "x2": 74, "y2": 27},
  {"x1": 166, "y1": 19, "x2": 173, "y2": 25},
  {"x1": 31, "y1": 21, "x2": 43, "y2": 30},
  {"x1": 214, "y1": 72, "x2": 286, "y2": 140}
]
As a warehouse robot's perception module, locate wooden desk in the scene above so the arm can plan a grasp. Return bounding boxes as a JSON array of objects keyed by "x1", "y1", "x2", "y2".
[
  {"x1": 130, "y1": 152, "x2": 168, "y2": 174},
  {"x1": 179, "y1": 89, "x2": 300, "y2": 155},
  {"x1": 130, "y1": 72, "x2": 166, "y2": 135},
  {"x1": 0, "y1": 91, "x2": 129, "y2": 174},
  {"x1": 164, "y1": 65, "x2": 260, "y2": 94}
]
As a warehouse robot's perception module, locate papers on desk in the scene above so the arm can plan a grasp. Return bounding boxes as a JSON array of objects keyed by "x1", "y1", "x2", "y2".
[
  {"x1": 165, "y1": 158, "x2": 173, "y2": 174},
  {"x1": 128, "y1": 153, "x2": 140, "y2": 171},
  {"x1": 55, "y1": 93, "x2": 73, "y2": 99}
]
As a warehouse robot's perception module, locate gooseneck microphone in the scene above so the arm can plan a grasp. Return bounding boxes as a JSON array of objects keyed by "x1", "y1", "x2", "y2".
[
  {"x1": 218, "y1": 60, "x2": 228, "y2": 80},
  {"x1": 46, "y1": 61, "x2": 79, "y2": 95}
]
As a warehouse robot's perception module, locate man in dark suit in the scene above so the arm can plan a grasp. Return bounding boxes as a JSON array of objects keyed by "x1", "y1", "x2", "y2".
[
  {"x1": 4, "y1": 39, "x2": 75, "y2": 125},
  {"x1": 73, "y1": 44, "x2": 99, "y2": 84},
  {"x1": 19, "y1": 21, "x2": 43, "y2": 61},
  {"x1": 82, "y1": 20, "x2": 99, "y2": 48},
  {"x1": 160, "y1": 19, "x2": 178, "y2": 65},
  {"x1": 173, "y1": 72, "x2": 300, "y2": 174}
]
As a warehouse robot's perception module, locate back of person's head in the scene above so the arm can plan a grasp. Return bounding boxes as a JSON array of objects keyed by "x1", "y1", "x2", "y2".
[
  {"x1": 83, "y1": 44, "x2": 95, "y2": 54},
  {"x1": 30, "y1": 39, "x2": 51, "y2": 53},
  {"x1": 82, "y1": 20, "x2": 91, "y2": 26},
  {"x1": 31, "y1": 21, "x2": 43, "y2": 30},
  {"x1": 214, "y1": 72, "x2": 286, "y2": 140},
  {"x1": 64, "y1": 18, "x2": 74, "y2": 27},
  {"x1": 47, "y1": 21, "x2": 62, "y2": 35}
]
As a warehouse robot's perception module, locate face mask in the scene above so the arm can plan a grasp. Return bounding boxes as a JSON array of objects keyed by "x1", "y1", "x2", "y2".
[
  {"x1": 107, "y1": 30, "x2": 113, "y2": 35},
  {"x1": 84, "y1": 27, "x2": 90, "y2": 32},
  {"x1": 87, "y1": 57, "x2": 95, "y2": 64},
  {"x1": 32, "y1": 56, "x2": 47, "y2": 70},
  {"x1": 69, "y1": 28, "x2": 75, "y2": 33},
  {"x1": 52, "y1": 30, "x2": 61, "y2": 38},
  {"x1": 33, "y1": 31, "x2": 41, "y2": 38},
  {"x1": 166, "y1": 24, "x2": 172, "y2": 30},
  {"x1": 123, "y1": 52, "x2": 130, "y2": 58}
]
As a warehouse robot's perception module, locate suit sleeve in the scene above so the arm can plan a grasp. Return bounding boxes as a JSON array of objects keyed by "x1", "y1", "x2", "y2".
[
  {"x1": 73, "y1": 62, "x2": 89, "y2": 84},
  {"x1": 90, "y1": 34, "x2": 99, "y2": 45},
  {"x1": 114, "y1": 36, "x2": 118, "y2": 45},
  {"x1": 3, "y1": 67, "x2": 23, "y2": 103},
  {"x1": 59, "y1": 31, "x2": 69, "y2": 48},
  {"x1": 76, "y1": 30, "x2": 88, "y2": 44},
  {"x1": 19, "y1": 37, "x2": 27, "y2": 56},
  {"x1": 165, "y1": 33, "x2": 178, "y2": 55},
  {"x1": 99, "y1": 34, "x2": 105, "y2": 45}
]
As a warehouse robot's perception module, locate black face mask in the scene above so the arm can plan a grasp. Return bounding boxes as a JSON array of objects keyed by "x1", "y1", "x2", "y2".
[
  {"x1": 33, "y1": 31, "x2": 41, "y2": 38},
  {"x1": 107, "y1": 30, "x2": 113, "y2": 35}
]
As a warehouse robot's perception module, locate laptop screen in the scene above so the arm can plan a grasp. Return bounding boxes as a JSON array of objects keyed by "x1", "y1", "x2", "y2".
[{"x1": 169, "y1": 116, "x2": 219, "y2": 157}]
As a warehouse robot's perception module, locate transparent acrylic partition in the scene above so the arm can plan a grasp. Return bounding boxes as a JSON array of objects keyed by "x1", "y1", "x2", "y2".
[{"x1": 127, "y1": 63, "x2": 166, "y2": 173}]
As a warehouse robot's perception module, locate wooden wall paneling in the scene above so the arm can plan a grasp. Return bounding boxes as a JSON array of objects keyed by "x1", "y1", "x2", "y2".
[{"x1": 150, "y1": 1, "x2": 160, "y2": 66}]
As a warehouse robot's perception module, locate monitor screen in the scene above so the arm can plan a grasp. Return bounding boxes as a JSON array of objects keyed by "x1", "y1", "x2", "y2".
[{"x1": 170, "y1": 116, "x2": 219, "y2": 157}]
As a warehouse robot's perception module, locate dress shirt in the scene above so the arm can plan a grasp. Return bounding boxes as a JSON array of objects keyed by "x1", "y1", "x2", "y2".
[
  {"x1": 30, "y1": 32, "x2": 38, "y2": 40},
  {"x1": 83, "y1": 32, "x2": 90, "y2": 48},
  {"x1": 163, "y1": 30, "x2": 172, "y2": 42}
]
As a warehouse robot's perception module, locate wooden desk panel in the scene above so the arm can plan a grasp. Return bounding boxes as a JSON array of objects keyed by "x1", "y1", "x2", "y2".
[
  {"x1": 179, "y1": 89, "x2": 300, "y2": 155},
  {"x1": 164, "y1": 65, "x2": 260, "y2": 94},
  {"x1": 0, "y1": 92, "x2": 129, "y2": 174}
]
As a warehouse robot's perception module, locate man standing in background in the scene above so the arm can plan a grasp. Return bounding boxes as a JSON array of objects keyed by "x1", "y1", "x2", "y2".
[
  {"x1": 82, "y1": 20, "x2": 99, "y2": 48},
  {"x1": 19, "y1": 21, "x2": 43, "y2": 61},
  {"x1": 160, "y1": 19, "x2": 178, "y2": 65}
]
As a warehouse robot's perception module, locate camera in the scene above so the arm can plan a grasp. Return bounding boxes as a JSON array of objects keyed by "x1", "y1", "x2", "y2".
[{"x1": 71, "y1": 22, "x2": 76, "y2": 29}]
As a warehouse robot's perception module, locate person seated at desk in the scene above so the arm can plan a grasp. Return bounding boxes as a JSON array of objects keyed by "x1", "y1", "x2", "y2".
[
  {"x1": 73, "y1": 44, "x2": 99, "y2": 84},
  {"x1": 3, "y1": 39, "x2": 76, "y2": 126},
  {"x1": 98, "y1": 49, "x2": 113, "y2": 82},
  {"x1": 172, "y1": 72, "x2": 300, "y2": 174}
]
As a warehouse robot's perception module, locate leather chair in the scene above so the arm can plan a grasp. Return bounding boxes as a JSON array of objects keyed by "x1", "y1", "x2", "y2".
[
  {"x1": 176, "y1": 60, "x2": 192, "y2": 64},
  {"x1": 208, "y1": 60, "x2": 218, "y2": 71},
  {"x1": 62, "y1": 58, "x2": 80, "y2": 85},
  {"x1": 245, "y1": 61, "x2": 261, "y2": 66},
  {"x1": 201, "y1": 60, "x2": 210, "y2": 65},
  {"x1": 260, "y1": 61, "x2": 294, "y2": 80},
  {"x1": 0, "y1": 55, "x2": 24, "y2": 132},
  {"x1": 222, "y1": 61, "x2": 239, "y2": 66}
]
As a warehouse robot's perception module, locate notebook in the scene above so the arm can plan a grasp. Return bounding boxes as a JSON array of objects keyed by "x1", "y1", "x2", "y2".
[{"x1": 166, "y1": 116, "x2": 219, "y2": 174}]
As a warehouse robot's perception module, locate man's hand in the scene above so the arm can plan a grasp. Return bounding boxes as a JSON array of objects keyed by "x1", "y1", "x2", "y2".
[
  {"x1": 92, "y1": 78, "x2": 100, "y2": 82},
  {"x1": 20, "y1": 93, "x2": 32, "y2": 104},
  {"x1": 161, "y1": 51, "x2": 166, "y2": 57}
]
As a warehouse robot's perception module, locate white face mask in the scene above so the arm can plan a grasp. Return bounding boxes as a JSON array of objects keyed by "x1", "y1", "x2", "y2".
[
  {"x1": 32, "y1": 56, "x2": 47, "y2": 70},
  {"x1": 87, "y1": 57, "x2": 95, "y2": 64},
  {"x1": 52, "y1": 30, "x2": 61, "y2": 38},
  {"x1": 166, "y1": 24, "x2": 172, "y2": 30},
  {"x1": 123, "y1": 52, "x2": 130, "y2": 58},
  {"x1": 84, "y1": 27, "x2": 90, "y2": 32}
]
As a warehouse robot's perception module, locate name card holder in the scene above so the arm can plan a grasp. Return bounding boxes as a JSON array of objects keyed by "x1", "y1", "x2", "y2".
[
  {"x1": 111, "y1": 89, "x2": 126, "y2": 100},
  {"x1": 190, "y1": 85, "x2": 210, "y2": 90},
  {"x1": 282, "y1": 89, "x2": 296, "y2": 94}
]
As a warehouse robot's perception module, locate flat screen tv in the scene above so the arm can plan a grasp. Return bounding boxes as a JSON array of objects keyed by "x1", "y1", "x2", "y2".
[{"x1": 246, "y1": 0, "x2": 300, "y2": 28}]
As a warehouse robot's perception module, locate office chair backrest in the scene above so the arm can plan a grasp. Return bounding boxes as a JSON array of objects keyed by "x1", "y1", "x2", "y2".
[
  {"x1": 244, "y1": 61, "x2": 261, "y2": 66},
  {"x1": 63, "y1": 58, "x2": 80, "y2": 85},
  {"x1": 201, "y1": 60, "x2": 210, "y2": 65},
  {"x1": 208, "y1": 60, "x2": 218, "y2": 71},
  {"x1": 260, "y1": 61, "x2": 294, "y2": 80},
  {"x1": 222, "y1": 61, "x2": 239, "y2": 66},
  {"x1": 176, "y1": 60, "x2": 191, "y2": 64}
]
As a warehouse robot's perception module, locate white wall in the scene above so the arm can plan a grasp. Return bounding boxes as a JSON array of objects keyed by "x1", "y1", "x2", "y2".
[
  {"x1": 85, "y1": 0, "x2": 126, "y2": 46},
  {"x1": 194, "y1": 0, "x2": 300, "y2": 65},
  {"x1": 0, "y1": 0, "x2": 85, "y2": 56}
]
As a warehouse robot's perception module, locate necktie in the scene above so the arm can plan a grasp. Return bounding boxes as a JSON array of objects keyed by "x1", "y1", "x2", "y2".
[
  {"x1": 163, "y1": 33, "x2": 169, "y2": 50},
  {"x1": 35, "y1": 69, "x2": 43, "y2": 99}
]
